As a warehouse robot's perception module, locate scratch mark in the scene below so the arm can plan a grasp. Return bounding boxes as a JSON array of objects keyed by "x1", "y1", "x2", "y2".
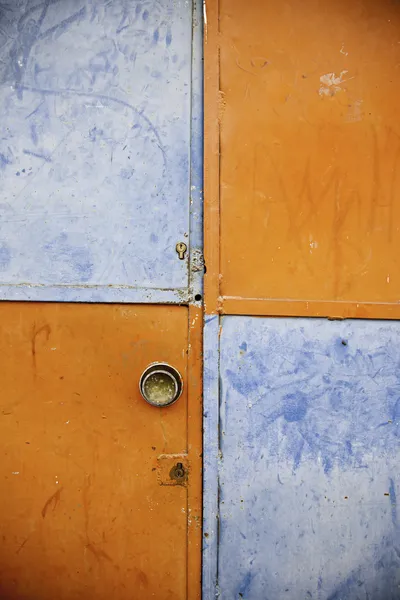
[
  {"x1": 0, "y1": 152, "x2": 12, "y2": 168},
  {"x1": 12, "y1": 0, "x2": 51, "y2": 99},
  {"x1": 389, "y1": 478, "x2": 397, "y2": 526},
  {"x1": 159, "y1": 412, "x2": 167, "y2": 452},
  {"x1": 17, "y1": 0, "x2": 63, "y2": 31},
  {"x1": 80, "y1": 473, "x2": 116, "y2": 567},
  {"x1": 297, "y1": 157, "x2": 319, "y2": 226},
  {"x1": 23, "y1": 149, "x2": 52, "y2": 162},
  {"x1": 267, "y1": 152, "x2": 314, "y2": 276},
  {"x1": 31, "y1": 323, "x2": 51, "y2": 371},
  {"x1": 116, "y1": 5, "x2": 129, "y2": 34},
  {"x1": 250, "y1": 57, "x2": 269, "y2": 68},
  {"x1": 41, "y1": 487, "x2": 63, "y2": 518},
  {"x1": 19, "y1": 85, "x2": 167, "y2": 169},
  {"x1": 25, "y1": 100, "x2": 45, "y2": 120},
  {"x1": 369, "y1": 127, "x2": 380, "y2": 233},
  {"x1": 85, "y1": 542, "x2": 113, "y2": 563},
  {"x1": 38, "y1": 6, "x2": 87, "y2": 41},
  {"x1": 16, "y1": 536, "x2": 30, "y2": 554},
  {"x1": 235, "y1": 59, "x2": 256, "y2": 76},
  {"x1": 82, "y1": 473, "x2": 91, "y2": 540},
  {"x1": 12, "y1": 132, "x2": 71, "y2": 210}
]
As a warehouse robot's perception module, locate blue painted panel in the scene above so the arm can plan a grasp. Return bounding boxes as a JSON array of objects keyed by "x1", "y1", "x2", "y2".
[
  {"x1": 215, "y1": 317, "x2": 400, "y2": 600},
  {"x1": 0, "y1": 0, "x2": 196, "y2": 301}
]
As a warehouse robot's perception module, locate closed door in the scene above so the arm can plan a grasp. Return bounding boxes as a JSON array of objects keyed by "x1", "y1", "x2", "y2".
[
  {"x1": 203, "y1": 0, "x2": 400, "y2": 598},
  {"x1": 0, "y1": 1, "x2": 202, "y2": 598},
  {"x1": 0, "y1": 303, "x2": 201, "y2": 599}
]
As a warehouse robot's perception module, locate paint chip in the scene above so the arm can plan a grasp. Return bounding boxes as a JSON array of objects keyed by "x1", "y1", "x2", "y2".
[{"x1": 319, "y1": 71, "x2": 352, "y2": 97}]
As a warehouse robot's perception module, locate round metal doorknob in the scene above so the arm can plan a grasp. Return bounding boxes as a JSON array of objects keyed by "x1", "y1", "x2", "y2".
[{"x1": 139, "y1": 363, "x2": 183, "y2": 407}]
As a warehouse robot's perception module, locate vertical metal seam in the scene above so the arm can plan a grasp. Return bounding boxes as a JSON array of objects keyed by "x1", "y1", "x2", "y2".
[
  {"x1": 203, "y1": 0, "x2": 221, "y2": 314},
  {"x1": 202, "y1": 314, "x2": 220, "y2": 599}
]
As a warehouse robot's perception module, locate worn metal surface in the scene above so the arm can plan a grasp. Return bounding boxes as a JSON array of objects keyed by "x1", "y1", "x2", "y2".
[
  {"x1": 0, "y1": 302, "x2": 200, "y2": 599},
  {"x1": 206, "y1": 316, "x2": 400, "y2": 599},
  {"x1": 204, "y1": 0, "x2": 400, "y2": 318},
  {"x1": 0, "y1": 0, "x2": 200, "y2": 303}
]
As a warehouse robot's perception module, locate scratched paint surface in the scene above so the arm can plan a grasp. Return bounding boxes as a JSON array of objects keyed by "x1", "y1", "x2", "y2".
[
  {"x1": 0, "y1": 0, "x2": 193, "y2": 300},
  {"x1": 218, "y1": 0, "x2": 400, "y2": 304},
  {"x1": 217, "y1": 317, "x2": 400, "y2": 599}
]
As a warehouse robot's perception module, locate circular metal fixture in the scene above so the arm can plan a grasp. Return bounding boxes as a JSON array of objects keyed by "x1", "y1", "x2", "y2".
[{"x1": 139, "y1": 363, "x2": 183, "y2": 407}]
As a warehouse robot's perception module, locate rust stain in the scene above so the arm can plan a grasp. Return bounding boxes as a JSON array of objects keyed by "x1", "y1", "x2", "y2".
[
  {"x1": 31, "y1": 323, "x2": 51, "y2": 371},
  {"x1": 41, "y1": 487, "x2": 63, "y2": 518}
]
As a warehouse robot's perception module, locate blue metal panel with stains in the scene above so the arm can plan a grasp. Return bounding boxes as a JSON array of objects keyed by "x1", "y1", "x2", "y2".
[
  {"x1": 204, "y1": 316, "x2": 400, "y2": 600},
  {"x1": 0, "y1": 0, "x2": 201, "y2": 303},
  {"x1": 203, "y1": 314, "x2": 220, "y2": 596}
]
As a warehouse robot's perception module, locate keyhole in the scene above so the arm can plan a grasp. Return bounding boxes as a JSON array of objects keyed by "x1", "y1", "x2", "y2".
[
  {"x1": 170, "y1": 462, "x2": 186, "y2": 482},
  {"x1": 176, "y1": 242, "x2": 187, "y2": 260},
  {"x1": 174, "y1": 463, "x2": 185, "y2": 478}
]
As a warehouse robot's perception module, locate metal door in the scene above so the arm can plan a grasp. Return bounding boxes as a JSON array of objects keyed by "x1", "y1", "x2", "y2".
[
  {"x1": 0, "y1": 303, "x2": 198, "y2": 599},
  {"x1": 203, "y1": 0, "x2": 400, "y2": 598},
  {"x1": 0, "y1": 1, "x2": 203, "y2": 598}
]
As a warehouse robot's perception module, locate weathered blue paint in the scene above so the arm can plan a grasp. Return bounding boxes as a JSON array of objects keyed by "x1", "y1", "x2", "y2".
[
  {"x1": 0, "y1": 283, "x2": 186, "y2": 303},
  {"x1": 0, "y1": 0, "x2": 201, "y2": 303},
  {"x1": 203, "y1": 314, "x2": 220, "y2": 599},
  {"x1": 204, "y1": 316, "x2": 400, "y2": 599}
]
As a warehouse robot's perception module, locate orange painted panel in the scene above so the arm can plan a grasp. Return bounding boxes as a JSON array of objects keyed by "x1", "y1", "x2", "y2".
[
  {"x1": 219, "y1": 0, "x2": 400, "y2": 304},
  {"x1": 0, "y1": 303, "x2": 198, "y2": 600}
]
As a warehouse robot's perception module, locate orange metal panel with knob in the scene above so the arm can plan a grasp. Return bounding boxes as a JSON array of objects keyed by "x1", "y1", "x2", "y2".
[{"x1": 0, "y1": 302, "x2": 201, "y2": 600}]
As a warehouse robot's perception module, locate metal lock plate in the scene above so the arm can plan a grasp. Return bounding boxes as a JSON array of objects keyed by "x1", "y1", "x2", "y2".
[{"x1": 156, "y1": 454, "x2": 189, "y2": 486}]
